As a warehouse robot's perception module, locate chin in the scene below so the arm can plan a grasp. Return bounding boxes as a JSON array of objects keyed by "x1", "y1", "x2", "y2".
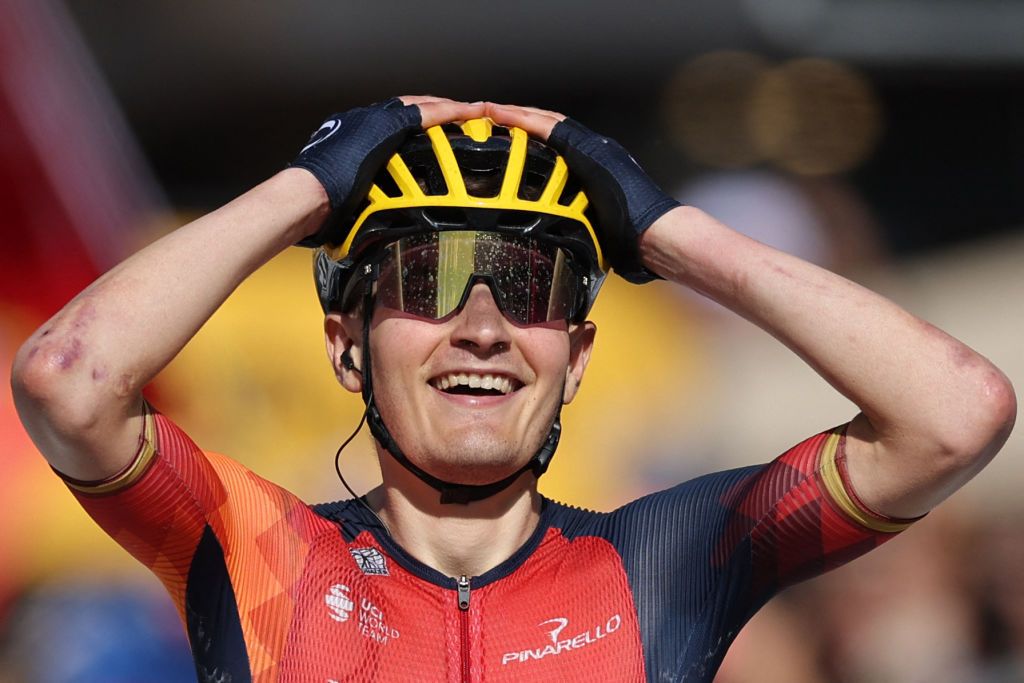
[{"x1": 421, "y1": 434, "x2": 534, "y2": 485}]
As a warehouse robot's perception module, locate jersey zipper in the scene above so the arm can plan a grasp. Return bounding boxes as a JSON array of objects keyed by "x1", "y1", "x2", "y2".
[{"x1": 457, "y1": 575, "x2": 471, "y2": 682}]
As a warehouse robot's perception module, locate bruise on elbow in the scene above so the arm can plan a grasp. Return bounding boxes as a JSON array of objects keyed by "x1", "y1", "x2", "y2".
[
  {"x1": 53, "y1": 337, "x2": 84, "y2": 370},
  {"x1": 947, "y1": 337, "x2": 986, "y2": 371},
  {"x1": 916, "y1": 318, "x2": 986, "y2": 372},
  {"x1": 14, "y1": 299, "x2": 99, "y2": 392},
  {"x1": 38, "y1": 299, "x2": 99, "y2": 369}
]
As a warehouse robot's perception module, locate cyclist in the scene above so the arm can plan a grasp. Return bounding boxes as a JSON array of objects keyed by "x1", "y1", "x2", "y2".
[{"x1": 12, "y1": 96, "x2": 1015, "y2": 682}]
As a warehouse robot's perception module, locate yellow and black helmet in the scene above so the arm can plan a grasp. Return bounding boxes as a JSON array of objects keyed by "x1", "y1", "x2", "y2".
[{"x1": 313, "y1": 118, "x2": 607, "y2": 319}]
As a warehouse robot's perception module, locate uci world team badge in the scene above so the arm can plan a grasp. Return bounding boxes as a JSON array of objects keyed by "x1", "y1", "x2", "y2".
[{"x1": 350, "y1": 547, "x2": 389, "y2": 576}]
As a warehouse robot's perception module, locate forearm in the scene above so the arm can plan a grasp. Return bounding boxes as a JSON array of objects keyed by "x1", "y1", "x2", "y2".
[
  {"x1": 12, "y1": 168, "x2": 328, "y2": 477},
  {"x1": 71, "y1": 169, "x2": 324, "y2": 385},
  {"x1": 639, "y1": 205, "x2": 953, "y2": 420},
  {"x1": 640, "y1": 205, "x2": 1016, "y2": 515}
]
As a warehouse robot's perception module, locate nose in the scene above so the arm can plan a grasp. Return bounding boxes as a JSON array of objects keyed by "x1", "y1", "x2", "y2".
[{"x1": 449, "y1": 282, "x2": 512, "y2": 354}]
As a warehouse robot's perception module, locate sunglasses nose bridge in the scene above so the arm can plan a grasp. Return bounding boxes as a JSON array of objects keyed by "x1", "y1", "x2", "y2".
[
  {"x1": 446, "y1": 276, "x2": 519, "y2": 349},
  {"x1": 453, "y1": 274, "x2": 510, "y2": 321}
]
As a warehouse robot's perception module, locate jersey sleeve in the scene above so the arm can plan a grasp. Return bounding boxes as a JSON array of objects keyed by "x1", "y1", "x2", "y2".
[
  {"x1": 597, "y1": 425, "x2": 920, "y2": 679},
  {"x1": 715, "y1": 425, "x2": 919, "y2": 598},
  {"x1": 54, "y1": 405, "x2": 306, "y2": 621},
  {"x1": 607, "y1": 425, "x2": 918, "y2": 596},
  {"x1": 56, "y1": 407, "x2": 337, "y2": 680}
]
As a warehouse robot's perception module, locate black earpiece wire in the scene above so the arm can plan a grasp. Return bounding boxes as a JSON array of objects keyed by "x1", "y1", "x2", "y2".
[{"x1": 333, "y1": 389, "x2": 392, "y2": 537}]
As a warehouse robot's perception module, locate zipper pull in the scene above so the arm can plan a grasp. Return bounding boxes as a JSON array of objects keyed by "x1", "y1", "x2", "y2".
[{"x1": 457, "y1": 575, "x2": 471, "y2": 611}]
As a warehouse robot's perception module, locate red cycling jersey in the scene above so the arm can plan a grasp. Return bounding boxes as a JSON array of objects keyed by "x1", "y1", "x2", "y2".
[{"x1": 61, "y1": 407, "x2": 914, "y2": 682}]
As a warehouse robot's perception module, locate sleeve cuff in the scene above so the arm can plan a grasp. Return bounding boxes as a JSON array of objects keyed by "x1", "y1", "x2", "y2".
[
  {"x1": 819, "y1": 428, "x2": 923, "y2": 533},
  {"x1": 56, "y1": 403, "x2": 158, "y2": 495}
]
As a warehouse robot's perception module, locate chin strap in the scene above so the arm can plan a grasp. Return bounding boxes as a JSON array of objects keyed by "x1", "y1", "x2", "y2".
[{"x1": 358, "y1": 283, "x2": 562, "y2": 505}]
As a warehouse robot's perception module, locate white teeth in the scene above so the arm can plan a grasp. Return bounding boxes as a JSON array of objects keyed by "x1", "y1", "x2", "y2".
[{"x1": 432, "y1": 372, "x2": 518, "y2": 395}]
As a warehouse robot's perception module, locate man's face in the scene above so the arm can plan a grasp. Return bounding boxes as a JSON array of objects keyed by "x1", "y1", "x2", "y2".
[{"x1": 329, "y1": 282, "x2": 595, "y2": 486}]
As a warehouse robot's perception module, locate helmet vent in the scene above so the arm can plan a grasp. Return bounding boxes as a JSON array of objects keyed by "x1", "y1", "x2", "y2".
[
  {"x1": 518, "y1": 141, "x2": 556, "y2": 202},
  {"x1": 422, "y1": 206, "x2": 467, "y2": 227},
  {"x1": 404, "y1": 141, "x2": 448, "y2": 196},
  {"x1": 374, "y1": 167, "x2": 403, "y2": 198},
  {"x1": 455, "y1": 146, "x2": 506, "y2": 198},
  {"x1": 496, "y1": 210, "x2": 541, "y2": 230},
  {"x1": 557, "y1": 174, "x2": 584, "y2": 207}
]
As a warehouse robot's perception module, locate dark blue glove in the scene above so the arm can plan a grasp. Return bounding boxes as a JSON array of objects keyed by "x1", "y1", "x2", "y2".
[
  {"x1": 547, "y1": 118, "x2": 680, "y2": 283},
  {"x1": 290, "y1": 98, "x2": 422, "y2": 247}
]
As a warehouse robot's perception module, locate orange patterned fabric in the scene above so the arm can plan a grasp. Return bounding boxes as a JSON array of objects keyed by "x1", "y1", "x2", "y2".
[{"x1": 67, "y1": 413, "x2": 334, "y2": 680}]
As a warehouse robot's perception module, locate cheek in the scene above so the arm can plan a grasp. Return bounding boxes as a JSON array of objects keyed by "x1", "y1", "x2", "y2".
[
  {"x1": 368, "y1": 321, "x2": 435, "y2": 394},
  {"x1": 518, "y1": 328, "x2": 572, "y2": 383},
  {"x1": 372, "y1": 318, "x2": 436, "y2": 361}
]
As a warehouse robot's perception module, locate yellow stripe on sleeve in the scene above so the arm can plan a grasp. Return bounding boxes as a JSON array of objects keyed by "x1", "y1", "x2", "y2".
[
  {"x1": 62, "y1": 403, "x2": 158, "y2": 495},
  {"x1": 819, "y1": 430, "x2": 917, "y2": 533}
]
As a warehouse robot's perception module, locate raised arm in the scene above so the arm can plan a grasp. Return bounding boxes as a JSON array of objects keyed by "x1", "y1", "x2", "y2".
[
  {"x1": 11, "y1": 97, "x2": 485, "y2": 482},
  {"x1": 639, "y1": 206, "x2": 1015, "y2": 518},
  {"x1": 11, "y1": 168, "x2": 327, "y2": 481},
  {"x1": 484, "y1": 101, "x2": 1016, "y2": 520}
]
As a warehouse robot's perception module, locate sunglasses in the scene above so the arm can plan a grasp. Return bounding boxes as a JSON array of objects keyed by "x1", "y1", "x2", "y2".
[{"x1": 357, "y1": 230, "x2": 587, "y2": 325}]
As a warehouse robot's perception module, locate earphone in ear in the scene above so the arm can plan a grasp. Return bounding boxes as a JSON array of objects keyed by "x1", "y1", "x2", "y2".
[{"x1": 341, "y1": 349, "x2": 361, "y2": 374}]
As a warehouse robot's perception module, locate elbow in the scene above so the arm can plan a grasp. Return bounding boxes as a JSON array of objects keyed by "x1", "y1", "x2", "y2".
[
  {"x1": 11, "y1": 338, "x2": 59, "y2": 407},
  {"x1": 11, "y1": 334, "x2": 121, "y2": 435},
  {"x1": 982, "y1": 369, "x2": 1017, "y2": 447},
  {"x1": 936, "y1": 367, "x2": 1017, "y2": 474},
  {"x1": 13, "y1": 338, "x2": 69, "y2": 426},
  {"x1": 12, "y1": 332, "x2": 83, "y2": 402}
]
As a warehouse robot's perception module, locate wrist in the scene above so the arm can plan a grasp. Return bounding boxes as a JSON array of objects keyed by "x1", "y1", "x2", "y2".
[
  {"x1": 637, "y1": 204, "x2": 692, "y2": 279},
  {"x1": 272, "y1": 167, "x2": 332, "y2": 245}
]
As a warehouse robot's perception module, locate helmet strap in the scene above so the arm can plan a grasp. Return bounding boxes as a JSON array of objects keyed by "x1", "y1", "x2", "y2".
[{"x1": 358, "y1": 282, "x2": 562, "y2": 505}]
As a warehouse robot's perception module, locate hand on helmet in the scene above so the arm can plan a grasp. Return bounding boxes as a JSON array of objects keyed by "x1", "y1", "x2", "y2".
[
  {"x1": 290, "y1": 97, "x2": 484, "y2": 247},
  {"x1": 486, "y1": 102, "x2": 680, "y2": 283}
]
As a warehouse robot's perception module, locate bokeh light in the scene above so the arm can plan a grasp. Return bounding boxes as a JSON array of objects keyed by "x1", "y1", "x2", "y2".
[
  {"x1": 751, "y1": 57, "x2": 882, "y2": 175},
  {"x1": 663, "y1": 51, "x2": 882, "y2": 175},
  {"x1": 662, "y1": 51, "x2": 771, "y2": 169}
]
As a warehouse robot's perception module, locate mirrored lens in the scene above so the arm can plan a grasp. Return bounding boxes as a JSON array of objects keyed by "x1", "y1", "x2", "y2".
[{"x1": 375, "y1": 231, "x2": 580, "y2": 324}]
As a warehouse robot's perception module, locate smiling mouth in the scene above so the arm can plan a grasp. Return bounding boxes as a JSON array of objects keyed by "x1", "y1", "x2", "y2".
[{"x1": 430, "y1": 372, "x2": 522, "y2": 397}]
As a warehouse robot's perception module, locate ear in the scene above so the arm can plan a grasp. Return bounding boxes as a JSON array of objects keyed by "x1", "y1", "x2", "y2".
[
  {"x1": 563, "y1": 320, "x2": 596, "y2": 404},
  {"x1": 324, "y1": 311, "x2": 364, "y2": 393}
]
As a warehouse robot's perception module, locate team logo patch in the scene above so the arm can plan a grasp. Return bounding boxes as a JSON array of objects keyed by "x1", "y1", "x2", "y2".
[
  {"x1": 350, "y1": 547, "x2": 389, "y2": 576},
  {"x1": 325, "y1": 584, "x2": 355, "y2": 622}
]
